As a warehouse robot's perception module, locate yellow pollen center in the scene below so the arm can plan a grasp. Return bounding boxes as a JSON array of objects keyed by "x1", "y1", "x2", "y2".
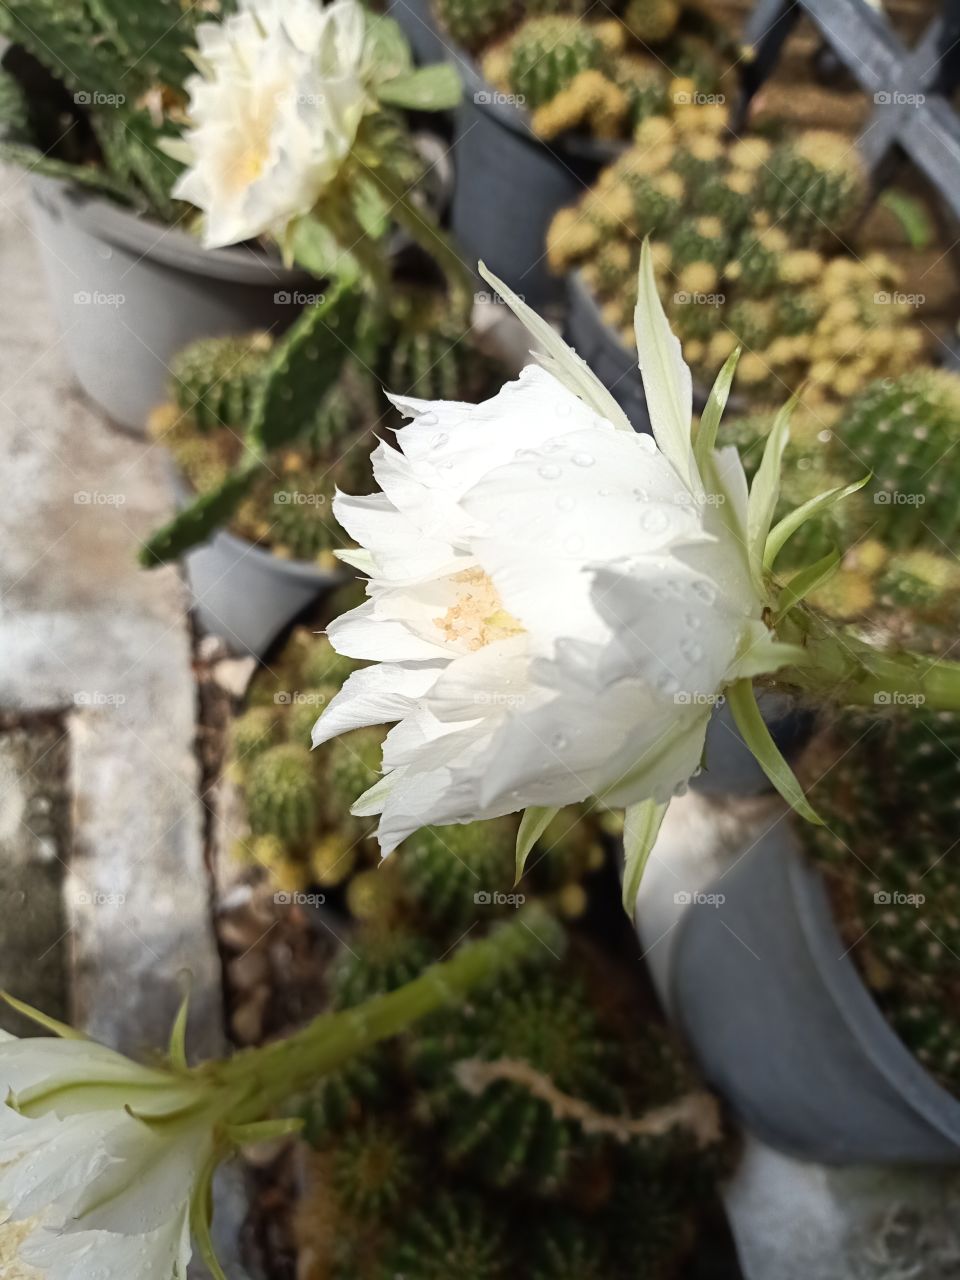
[{"x1": 435, "y1": 569, "x2": 524, "y2": 651}]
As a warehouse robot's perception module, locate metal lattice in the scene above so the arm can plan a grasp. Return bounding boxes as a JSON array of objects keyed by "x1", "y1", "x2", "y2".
[{"x1": 743, "y1": 0, "x2": 960, "y2": 218}]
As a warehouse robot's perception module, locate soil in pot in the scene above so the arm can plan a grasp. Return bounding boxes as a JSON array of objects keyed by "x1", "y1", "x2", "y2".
[{"x1": 218, "y1": 611, "x2": 743, "y2": 1280}]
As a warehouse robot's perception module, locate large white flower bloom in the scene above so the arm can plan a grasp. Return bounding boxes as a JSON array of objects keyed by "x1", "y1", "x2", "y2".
[
  {"x1": 313, "y1": 250, "x2": 807, "y2": 876},
  {"x1": 171, "y1": 0, "x2": 370, "y2": 248},
  {"x1": 0, "y1": 1029, "x2": 217, "y2": 1280}
]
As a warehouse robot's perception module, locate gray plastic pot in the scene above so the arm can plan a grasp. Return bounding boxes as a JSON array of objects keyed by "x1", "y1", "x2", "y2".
[
  {"x1": 168, "y1": 470, "x2": 346, "y2": 658},
  {"x1": 566, "y1": 272, "x2": 749, "y2": 434},
  {"x1": 451, "y1": 63, "x2": 623, "y2": 310},
  {"x1": 386, "y1": 0, "x2": 455, "y2": 67},
  {"x1": 672, "y1": 825, "x2": 960, "y2": 1164},
  {"x1": 28, "y1": 176, "x2": 312, "y2": 437}
]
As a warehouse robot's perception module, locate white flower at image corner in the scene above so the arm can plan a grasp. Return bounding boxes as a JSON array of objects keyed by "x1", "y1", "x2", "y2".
[
  {"x1": 167, "y1": 0, "x2": 371, "y2": 248},
  {"x1": 312, "y1": 241, "x2": 824, "y2": 905},
  {"x1": 0, "y1": 1025, "x2": 217, "y2": 1280}
]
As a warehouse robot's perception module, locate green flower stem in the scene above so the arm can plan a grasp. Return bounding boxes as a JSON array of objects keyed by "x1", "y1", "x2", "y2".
[
  {"x1": 364, "y1": 162, "x2": 475, "y2": 319},
  {"x1": 778, "y1": 611, "x2": 960, "y2": 711},
  {"x1": 207, "y1": 906, "x2": 560, "y2": 1114}
]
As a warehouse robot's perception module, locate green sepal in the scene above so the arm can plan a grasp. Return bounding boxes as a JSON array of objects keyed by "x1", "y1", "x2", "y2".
[
  {"x1": 622, "y1": 798, "x2": 668, "y2": 914},
  {"x1": 764, "y1": 474, "x2": 870, "y2": 572},
  {"x1": 226, "y1": 1117, "x2": 305, "y2": 1145},
  {"x1": 775, "y1": 548, "x2": 841, "y2": 622},
  {"x1": 376, "y1": 65, "x2": 462, "y2": 112},
  {"x1": 363, "y1": 13, "x2": 413, "y2": 83},
  {"x1": 1, "y1": 991, "x2": 89, "y2": 1040},
  {"x1": 515, "y1": 806, "x2": 558, "y2": 885},
  {"x1": 168, "y1": 984, "x2": 191, "y2": 1072},
  {"x1": 726, "y1": 679, "x2": 822, "y2": 825},
  {"x1": 746, "y1": 394, "x2": 796, "y2": 593},
  {"x1": 693, "y1": 346, "x2": 740, "y2": 475},
  {"x1": 189, "y1": 1151, "x2": 228, "y2": 1280}
]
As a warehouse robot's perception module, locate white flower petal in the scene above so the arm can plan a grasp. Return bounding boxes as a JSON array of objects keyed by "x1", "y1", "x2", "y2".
[{"x1": 312, "y1": 662, "x2": 441, "y2": 746}]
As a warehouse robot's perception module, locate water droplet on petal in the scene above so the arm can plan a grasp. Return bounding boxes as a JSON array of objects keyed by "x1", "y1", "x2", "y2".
[
  {"x1": 552, "y1": 733, "x2": 568, "y2": 750},
  {"x1": 673, "y1": 780, "x2": 689, "y2": 798},
  {"x1": 572, "y1": 452, "x2": 594, "y2": 467},
  {"x1": 686, "y1": 612, "x2": 702, "y2": 629},
  {"x1": 636, "y1": 434, "x2": 656, "y2": 454},
  {"x1": 692, "y1": 580, "x2": 716, "y2": 605},
  {"x1": 432, "y1": 432, "x2": 449, "y2": 449},
  {"x1": 598, "y1": 487, "x2": 613, "y2": 497},
  {"x1": 641, "y1": 508, "x2": 669, "y2": 534},
  {"x1": 539, "y1": 463, "x2": 562, "y2": 480},
  {"x1": 681, "y1": 639, "x2": 704, "y2": 663},
  {"x1": 657, "y1": 673, "x2": 679, "y2": 695},
  {"x1": 556, "y1": 494, "x2": 576, "y2": 512},
  {"x1": 633, "y1": 488, "x2": 649, "y2": 502},
  {"x1": 418, "y1": 411, "x2": 439, "y2": 427}
]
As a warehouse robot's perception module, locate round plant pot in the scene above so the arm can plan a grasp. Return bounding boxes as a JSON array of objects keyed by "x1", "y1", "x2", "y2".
[
  {"x1": 566, "y1": 270, "x2": 651, "y2": 431},
  {"x1": 566, "y1": 272, "x2": 748, "y2": 434},
  {"x1": 386, "y1": 0, "x2": 455, "y2": 67},
  {"x1": 28, "y1": 176, "x2": 313, "y2": 437},
  {"x1": 451, "y1": 62, "x2": 623, "y2": 310},
  {"x1": 671, "y1": 826, "x2": 960, "y2": 1164},
  {"x1": 167, "y1": 469, "x2": 346, "y2": 659},
  {"x1": 694, "y1": 692, "x2": 815, "y2": 798}
]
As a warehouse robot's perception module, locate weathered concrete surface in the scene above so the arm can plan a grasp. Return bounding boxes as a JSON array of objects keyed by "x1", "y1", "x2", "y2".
[
  {"x1": 636, "y1": 792, "x2": 960, "y2": 1280},
  {"x1": 0, "y1": 719, "x2": 71, "y2": 1035},
  {"x1": 0, "y1": 162, "x2": 223, "y2": 1060}
]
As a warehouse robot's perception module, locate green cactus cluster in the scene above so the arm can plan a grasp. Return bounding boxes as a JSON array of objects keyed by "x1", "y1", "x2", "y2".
[
  {"x1": 385, "y1": 292, "x2": 501, "y2": 404},
  {"x1": 246, "y1": 744, "x2": 321, "y2": 847},
  {"x1": 409, "y1": 971, "x2": 619, "y2": 1191},
  {"x1": 432, "y1": 0, "x2": 519, "y2": 52},
  {"x1": 799, "y1": 711, "x2": 960, "y2": 1097},
  {"x1": 755, "y1": 132, "x2": 865, "y2": 242},
  {"x1": 549, "y1": 119, "x2": 925, "y2": 412},
  {"x1": 473, "y1": 4, "x2": 728, "y2": 142},
  {"x1": 0, "y1": 0, "x2": 217, "y2": 217},
  {"x1": 830, "y1": 371, "x2": 960, "y2": 550},
  {"x1": 292, "y1": 930, "x2": 727, "y2": 1278},
  {"x1": 170, "y1": 334, "x2": 274, "y2": 433},
  {"x1": 719, "y1": 368, "x2": 960, "y2": 631}
]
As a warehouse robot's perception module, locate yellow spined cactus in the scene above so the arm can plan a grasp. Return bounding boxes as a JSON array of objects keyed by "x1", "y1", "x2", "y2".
[
  {"x1": 546, "y1": 207, "x2": 601, "y2": 271},
  {"x1": 779, "y1": 250, "x2": 823, "y2": 285},
  {"x1": 809, "y1": 569, "x2": 875, "y2": 620},
  {"x1": 729, "y1": 137, "x2": 772, "y2": 171},
  {"x1": 531, "y1": 69, "x2": 629, "y2": 140},
  {"x1": 677, "y1": 260, "x2": 719, "y2": 294},
  {"x1": 634, "y1": 113, "x2": 674, "y2": 150},
  {"x1": 311, "y1": 834, "x2": 359, "y2": 888}
]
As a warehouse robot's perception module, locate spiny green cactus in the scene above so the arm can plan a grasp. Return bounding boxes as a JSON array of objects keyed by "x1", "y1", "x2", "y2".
[
  {"x1": 330, "y1": 1119, "x2": 419, "y2": 1218},
  {"x1": 614, "y1": 57, "x2": 670, "y2": 125},
  {"x1": 502, "y1": 18, "x2": 607, "y2": 110},
  {"x1": 328, "y1": 926, "x2": 436, "y2": 1010},
  {"x1": 300, "y1": 1051, "x2": 390, "y2": 1144},
  {"x1": 286, "y1": 685, "x2": 340, "y2": 751},
  {"x1": 245, "y1": 743, "x2": 320, "y2": 847},
  {"x1": 411, "y1": 972, "x2": 616, "y2": 1191},
  {"x1": 755, "y1": 132, "x2": 865, "y2": 240},
  {"x1": 432, "y1": 0, "x2": 517, "y2": 52},
  {"x1": 727, "y1": 228, "x2": 783, "y2": 296},
  {"x1": 875, "y1": 550, "x2": 960, "y2": 618},
  {"x1": 527, "y1": 1222, "x2": 609, "y2": 1280},
  {"x1": 326, "y1": 727, "x2": 384, "y2": 819},
  {"x1": 832, "y1": 372, "x2": 960, "y2": 549},
  {"x1": 300, "y1": 634, "x2": 362, "y2": 691},
  {"x1": 669, "y1": 217, "x2": 731, "y2": 270},
  {"x1": 398, "y1": 819, "x2": 518, "y2": 927},
  {"x1": 801, "y1": 711, "x2": 960, "y2": 1096},
  {"x1": 622, "y1": 0, "x2": 680, "y2": 42},
  {"x1": 229, "y1": 707, "x2": 281, "y2": 771},
  {"x1": 255, "y1": 467, "x2": 342, "y2": 564},
  {"x1": 170, "y1": 334, "x2": 273, "y2": 433},
  {"x1": 384, "y1": 1194, "x2": 510, "y2": 1280}
]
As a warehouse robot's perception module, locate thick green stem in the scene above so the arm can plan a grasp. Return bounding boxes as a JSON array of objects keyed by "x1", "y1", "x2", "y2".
[
  {"x1": 365, "y1": 162, "x2": 475, "y2": 320},
  {"x1": 778, "y1": 613, "x2": 960, "y2": 712},
  {"x1": 208, "y1": 906, "x2": 560, "y2": 1113}
]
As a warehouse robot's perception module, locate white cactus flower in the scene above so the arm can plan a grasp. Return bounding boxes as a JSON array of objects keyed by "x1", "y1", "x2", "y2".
[
  {"x1": 170, "y1": 0, "x2": 370, "y2": 248},
  {"x1": 313, "y1": 246, "x2": 811, "y2": 895},
  {"x1": 0, "y1": 1029, "x2": 218, "y2": 1280}
]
